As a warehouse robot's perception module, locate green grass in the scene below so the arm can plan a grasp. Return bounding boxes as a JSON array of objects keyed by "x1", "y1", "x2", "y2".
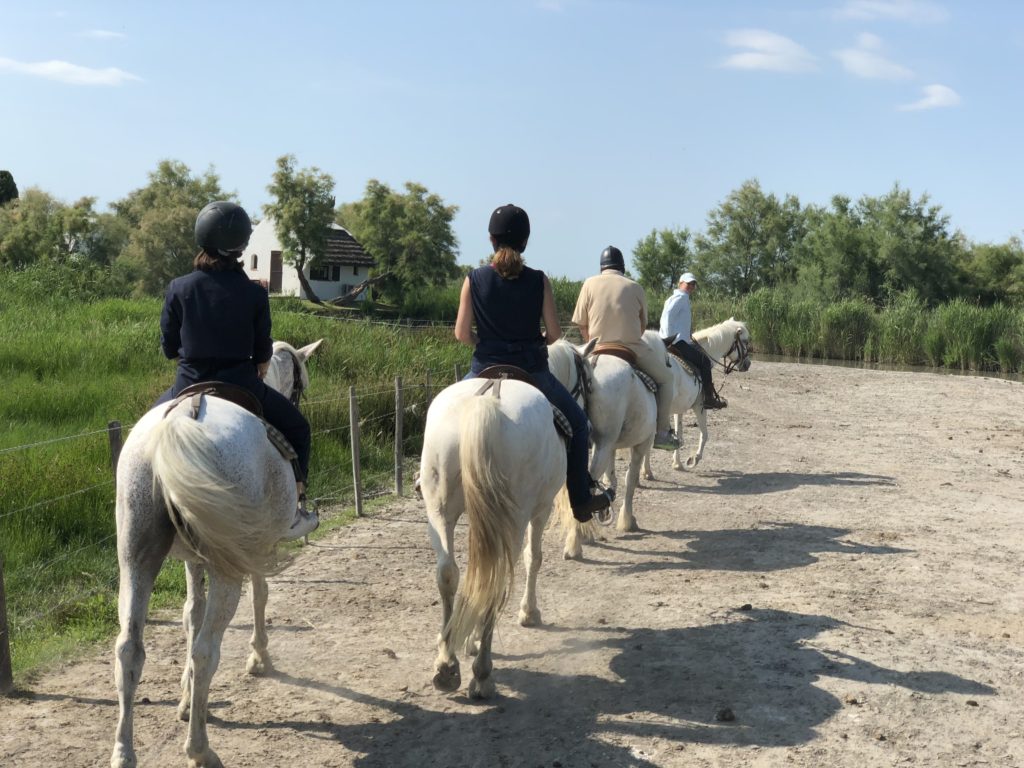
[{"x1": 0, "y1": 270, "x2": 473, "y2": 683}]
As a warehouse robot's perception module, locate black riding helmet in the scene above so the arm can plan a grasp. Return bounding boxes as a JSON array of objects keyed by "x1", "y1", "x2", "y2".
[
  {"x1": 600, "y1": 245, "x2": 625, "y2": 272},
  {"x1": 488, "y1": 203, "x2": 530, "y2": 251},
  {"x1": 195, "y1": 201, "x2": 253, "y2": 256}
]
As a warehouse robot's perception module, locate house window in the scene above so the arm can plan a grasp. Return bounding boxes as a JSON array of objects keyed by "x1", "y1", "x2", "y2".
[
  {"x1": 310, "y1": 264, "x2": 342, "y2": 281},
  {"x1": 353, "y1": 266, "x2": 359, "y2": 276},
  {"x1": 250, "y1": 253, "x2": 258, "y2": 271}
]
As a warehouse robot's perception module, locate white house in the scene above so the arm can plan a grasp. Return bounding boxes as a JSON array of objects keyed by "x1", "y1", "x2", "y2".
[{"x1": 242, "y1": 219, "x2": 376, "y2": 301}]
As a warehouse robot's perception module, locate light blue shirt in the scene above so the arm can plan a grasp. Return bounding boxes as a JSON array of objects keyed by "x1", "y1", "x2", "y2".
[{"x1": 659, "y1": 288, "x2": 693, "y2": 345}]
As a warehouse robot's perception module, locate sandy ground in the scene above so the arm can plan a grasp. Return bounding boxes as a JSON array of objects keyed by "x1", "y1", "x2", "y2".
[{"x1": 2, "y1": 361, "x2": 1023, "y2": 768}]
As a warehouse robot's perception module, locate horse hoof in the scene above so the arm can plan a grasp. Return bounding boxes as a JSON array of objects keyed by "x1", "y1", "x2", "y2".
[
  {"x1": 246, "y1": 653, "x2": 272, "y2": 676},
  {"x1": 562, "y1": 547, "x2": 582, "y2": 561},
  {"x1": 432, "y1": 662, "x2": 461, "y2": 692},
  {"x1": 177, "y1": 702, "x2": 191, "y2": 722},
  {"x1": 110, "y1": 744, "x2": 136, "y2": 768},
  {"x1": 469, "y1": 676, "x2": 496, "y2": 700},
  {"x1": 187, "y1": 751, "x2": 225, "y2": 768},
  {"x1": 518, "y1": 608, "x2": 542, "y2": 627},
  {"x1": 618, "y1": 519, "x2": 638, "y2": 533}
]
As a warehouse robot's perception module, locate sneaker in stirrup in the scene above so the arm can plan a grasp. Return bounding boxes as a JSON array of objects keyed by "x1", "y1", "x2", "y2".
[
  {"x1": 652, "y1": 429, "x2": 680, "y2": 451},
  {"x1": 282, "y1": 491, "x2": 319, "y2": 541}
]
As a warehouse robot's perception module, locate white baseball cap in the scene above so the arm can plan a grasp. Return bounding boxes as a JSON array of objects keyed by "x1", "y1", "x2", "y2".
[{"x1": 679, "y1": 272, "x2": 697, "y2": 284}]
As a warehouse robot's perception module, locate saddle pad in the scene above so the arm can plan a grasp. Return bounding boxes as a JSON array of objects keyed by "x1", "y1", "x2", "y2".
[
  {"x1": 667, "y1": 348, "x2": 699, "y2": 377},
  {"x1": 551, "y1": 405, "x2": 573, "y2": 445},
  {"x1": 634, "y1": 368, "x2": 658, "y2": 394}
]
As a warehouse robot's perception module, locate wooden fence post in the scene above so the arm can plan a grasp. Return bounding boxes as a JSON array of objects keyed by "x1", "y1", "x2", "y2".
[
  {"x1": 394, "y1": 377, "x2": 403, "y2": 497},
  {"x1": 0, "y1": 554, "x2": 13, "y2": 695},
  {"x1": 424, "y1": 371, "x2": 432, "y2": 406},
  {"x1": 454, "y1": 363, "x2": 461, "y2": 382},
  {"x1": 349, "y1": 386, "x2": 363, "y2": 517},
  {"x1": 107, "y1": 420, "x2": 122, "y2": 480}
]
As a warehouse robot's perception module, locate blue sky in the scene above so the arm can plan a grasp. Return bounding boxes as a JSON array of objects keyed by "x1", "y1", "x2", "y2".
[{"x1": 1, "y1": 0, "x2": 1021, "y2": 280}]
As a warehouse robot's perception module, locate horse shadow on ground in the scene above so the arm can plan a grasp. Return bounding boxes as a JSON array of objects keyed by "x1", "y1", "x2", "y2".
[
  {"x1": 596, "y1": 521, "x2": 909, "y2": 576},
  {"x1": 645, "y1": 469, "x2": 897, "y2": 496},
  {"x1": 212, "y1": 608, "x2": 992, "y2": 768}
]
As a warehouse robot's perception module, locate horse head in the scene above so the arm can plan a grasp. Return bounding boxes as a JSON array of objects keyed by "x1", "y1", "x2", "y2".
[
  {"x1": 267, "y1": 338, "x2": 324, "y2": 405},
  {"x1": 722, "y1": 319, "x2": 753, "y2": 373}
]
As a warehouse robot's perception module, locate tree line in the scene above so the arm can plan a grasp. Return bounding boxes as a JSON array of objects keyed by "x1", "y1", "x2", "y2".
[
  {"x1": 1, "y1": 165, "x2": 1020, "y2": 310},
  {"x1": 0, "y1": 158, "x2": 460, "y2": 307},
  {"x1": 633, "y1": 179, "x2": 1022, "y2": 307}
]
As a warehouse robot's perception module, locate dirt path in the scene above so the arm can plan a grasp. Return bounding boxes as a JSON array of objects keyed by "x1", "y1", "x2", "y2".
[{"x1": 2, "y1": 362, "x2": 1023, "y2": 768}]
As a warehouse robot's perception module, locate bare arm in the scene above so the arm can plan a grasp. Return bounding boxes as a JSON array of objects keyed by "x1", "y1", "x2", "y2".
[
  {"x1": 541, "y1": 275, "x2": 561, "y2": 344},
  {"x1": 454, "y1": 276, "x2": 478, "y2": 347}
]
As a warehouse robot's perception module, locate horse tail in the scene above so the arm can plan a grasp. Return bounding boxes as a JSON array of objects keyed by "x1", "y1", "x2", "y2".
[
  {"x1": 148, "y1": 414, "x2": 280, "y2": 581},
  {"x1": 552, "y1": 485, "x2": 599, "y2": 543},
  {"x1": 443, "y1": 395, "x2": 520, "y2": 651}
]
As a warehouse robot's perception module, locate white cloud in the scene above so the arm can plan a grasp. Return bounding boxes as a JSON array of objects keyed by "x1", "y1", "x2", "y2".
[
  {"x1": 722, "y1": 29, "x2": 817, "y2": 73},
  {"x1": 0, "y1": 56, "x2": 140, "y2": 86},
  {"x1": 835, "y1": 0, "x2": 949, "y2": 23},
  {"x1": 898, "y1": 83, "x2": 960, "y2": 110},
  {"x1": 83, "y1": 29, "x2": 126, "y2": 40},
  {"x1": 833, "y1": 34, "x2": 914, "y2": 79}
]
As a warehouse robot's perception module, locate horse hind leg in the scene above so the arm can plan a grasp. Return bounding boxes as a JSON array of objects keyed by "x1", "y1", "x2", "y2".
[
  {"x1": 177, "y1": 561, "x2": 206, "y2": 722},
  {"x1": 111, "y1": 549, "x2": 165, "y2": 768},
  {"x1": 519, "y1": 517, "x2": 545, "y2": 626},
  {"x1": 685, "y1": 406, "x2": 708, "y2": 468},
  {"x1": 246, "y1": 574, "x2": 272, "y2": 675},
  {"x1": 617, "y1": 443, "x2": 645, "y2": 533},
  {"x1": 468, "y1": 616, "x2": 497, "y2": 700},
  {"x1": 427, "y1": 505, "x2": 461, "y2": 692},
  {"x1": 184, "y1": 572, "x2": 242, "y2": 768}
]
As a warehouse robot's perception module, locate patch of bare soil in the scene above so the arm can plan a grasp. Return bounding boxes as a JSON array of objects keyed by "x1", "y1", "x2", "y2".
[{"x1": 2, "y1": 362, "x2": 1022, "y2": 768}]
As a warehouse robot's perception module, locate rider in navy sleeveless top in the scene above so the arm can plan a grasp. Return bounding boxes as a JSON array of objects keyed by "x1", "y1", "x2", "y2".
[
  {"x1": 456, "y1": 203, "x2": 613, "y2": 522},
  {"x1": 469, "y1": 264, "x2": 547, "y2": 372}
]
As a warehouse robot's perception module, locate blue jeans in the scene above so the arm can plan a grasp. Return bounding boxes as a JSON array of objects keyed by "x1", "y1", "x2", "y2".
[{"x1": 465, "y1": 359, "x2": 592, "y2": 509}]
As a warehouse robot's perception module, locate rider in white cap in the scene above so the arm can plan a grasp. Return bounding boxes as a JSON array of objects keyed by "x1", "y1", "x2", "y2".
[{"x1": 659, "y1": 272, "x2": 727, "y2": 410}]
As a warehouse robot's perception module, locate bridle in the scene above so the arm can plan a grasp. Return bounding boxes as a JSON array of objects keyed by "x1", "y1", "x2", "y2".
[
  {"x1": 568, "y1": 347, "x2": 592, "y2": 410},
  {"x1": 719, "y1": 329, "x2": 752, "y2": 375},
  {"x1": 286, "y1": 350, "x2": 305, "y2": 407}
]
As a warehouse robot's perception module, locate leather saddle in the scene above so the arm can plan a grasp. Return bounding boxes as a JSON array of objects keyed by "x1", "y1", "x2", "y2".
[
  {"x1": 471, "y1": 365, "x2": 573, "y2": 443},
  {"x1": 591, "y1": 342, "x2": 637, "y2": 367},
  {"x1": 162, "y1": 381, "x2": 301, "y2": 479}
]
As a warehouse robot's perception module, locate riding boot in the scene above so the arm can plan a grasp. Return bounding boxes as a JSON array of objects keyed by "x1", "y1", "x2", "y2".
[{"x1": 703, "y1": 384, "x2": 728, "y2": 409}]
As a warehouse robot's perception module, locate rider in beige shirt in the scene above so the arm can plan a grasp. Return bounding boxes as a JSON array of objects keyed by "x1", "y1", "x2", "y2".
[{"x1": 572, "y1": 246, "x2": 679, "y2": 450}]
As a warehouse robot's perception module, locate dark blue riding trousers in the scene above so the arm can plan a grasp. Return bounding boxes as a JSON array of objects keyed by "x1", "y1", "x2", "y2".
[{"x1": 465, "y1": 359, "x2": 592, "y2": 509}]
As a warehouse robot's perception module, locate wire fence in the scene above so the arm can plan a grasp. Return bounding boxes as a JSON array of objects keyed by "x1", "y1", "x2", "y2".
[{"x1": 0, "y1": 369, "x2": 462, "y2": 693}]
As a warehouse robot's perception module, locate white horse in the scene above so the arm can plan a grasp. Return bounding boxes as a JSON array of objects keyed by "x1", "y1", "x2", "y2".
[
  {"x1": 419, "y1": 377, "x2": 566, "y2": 699},
  {"x1": 111, "y1": 339, "x2": 322, "y2": 768},
  {"x1": 641, "y1": 318, "x2": 752, "y2": 476},
  {"x1": 548, "y1": 339, "x2": 657, "y2": 544}
]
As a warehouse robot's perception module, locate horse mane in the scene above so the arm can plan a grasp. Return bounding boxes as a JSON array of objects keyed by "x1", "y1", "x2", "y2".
[{"x1": 693, "y1": 317, "x2": 746, "y2": 356}]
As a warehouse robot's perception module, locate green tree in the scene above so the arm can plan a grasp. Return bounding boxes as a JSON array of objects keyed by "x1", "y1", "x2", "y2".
[
  {"x1": 0, "y1": 171, "x2": 17, "y2": 206},
  {"x1": 0, "y1": 189, "x2": 121, "y2": 268},
  {"x1": 632, "y1": 227, "x2": 694, "y2": 296},
  {"x1": 337, "y1": 179, "x2": 459, "y2": 305},
  {"x1": 694, "y1": 179, "x2": 804, "y2": 296},
  {"x1": 113, "y1": 160, "x2": 229, "y2": 296},
  {"x1": 263, "y1": 154, "x2": 336, "y2": 305},
  {"x1": 957, "y1": 236, "x2": 1024, "y2": 304},
  {"x1": 856, "y1": 184, "x2": 965, "y2": 305},
  {"x1": 794, "y1": 195, "x2": 874, "y2": 302}
]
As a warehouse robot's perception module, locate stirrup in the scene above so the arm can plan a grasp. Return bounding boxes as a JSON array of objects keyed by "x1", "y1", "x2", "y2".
[{"x1": 281, "y1": 495, "x2": 319, "y2": 541}]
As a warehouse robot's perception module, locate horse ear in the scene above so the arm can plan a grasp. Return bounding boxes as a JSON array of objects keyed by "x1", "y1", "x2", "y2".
[
  {"x1": 297, "y1": 339, "x2": 324, "y2": 360},
  {"x1": 582, "y1": 338, "x2": 598, "y2": 356}
]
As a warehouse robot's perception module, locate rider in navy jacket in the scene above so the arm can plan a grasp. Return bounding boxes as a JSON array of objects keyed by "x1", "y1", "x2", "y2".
[{"x1": 155, "y1": 201, "x2": 315, "y2": 538}]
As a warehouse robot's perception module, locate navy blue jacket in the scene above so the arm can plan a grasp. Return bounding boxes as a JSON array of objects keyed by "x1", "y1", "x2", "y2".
[{"x1": 160, "y1": 268, "x2": 273, "y2": 366}]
